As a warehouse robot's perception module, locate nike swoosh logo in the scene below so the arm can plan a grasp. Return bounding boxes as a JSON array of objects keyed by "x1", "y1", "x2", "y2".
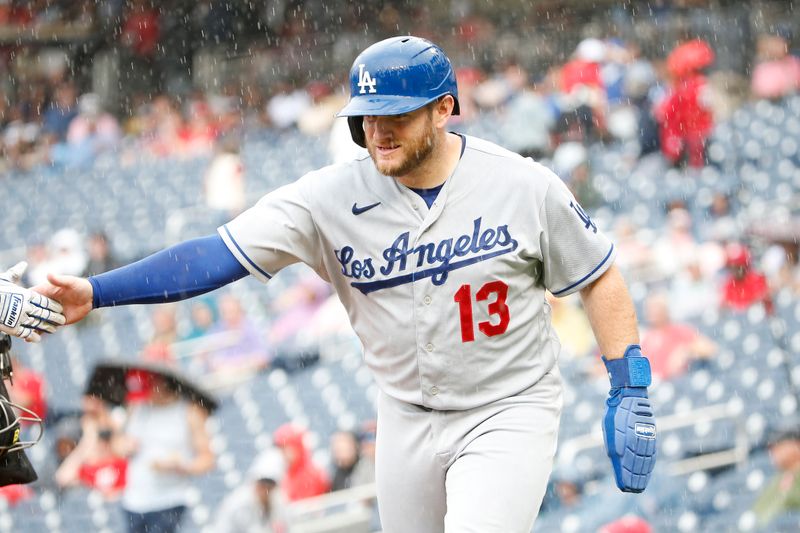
[{"x1": 352, "y1": 201, "x2": 381, "y2": 215}]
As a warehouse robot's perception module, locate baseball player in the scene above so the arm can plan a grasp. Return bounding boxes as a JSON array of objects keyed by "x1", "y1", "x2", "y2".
[{"x1": 36, "y1": 37, "x2": 656, "y2": 532}]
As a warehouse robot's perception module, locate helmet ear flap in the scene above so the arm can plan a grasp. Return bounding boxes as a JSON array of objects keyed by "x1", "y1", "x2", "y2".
[
  {"x1": 451, "y1": 94, "x2": 461, "y2": 116},
  {"x1": 347, "y1": 116, "x2": 366, "y2": 148}
]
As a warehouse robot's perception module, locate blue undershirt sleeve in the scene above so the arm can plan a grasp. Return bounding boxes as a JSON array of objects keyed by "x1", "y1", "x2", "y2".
[{"x1": 88, "y1": 234, "x2": 249, "y2": 308}]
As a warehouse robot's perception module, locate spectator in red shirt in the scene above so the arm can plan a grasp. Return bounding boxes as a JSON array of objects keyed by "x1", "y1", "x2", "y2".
[
  {"x1": 75, "y1": 429, "x2": 128, "y2": 499},
  {"x1": 0, "y1": 484, "x2": 33, "y2": 506},
  {"x1": 559, "y1": 38, "x2": 608, "y2": 142},
  {"x1": 120, "y1": 0, "x2": 160, "y2": 58},
  {"x1": 273, "y1": 424, "x2": 330, "y2": 502},
  {"x1": 56, "y1": 397, "x2": 127, "y2": 499},
  {"x1": 640, "y1": 292, "x2": 717, "y2": 381},
  {"x1": 720, "y1": 244, "x2": 773, "y2": 312},
  {"x1": 6, "y1": 356, "x2": 47, "y2": 425},
  {"x1": 119, "y1": 0, "x2": 161, "y2": 98},
  {"x1": 656, "y1": 39, "x2": 715, "y2": 168},
  {"x1": 599, "y1": 515, "x2": 652, "y2": 533}
]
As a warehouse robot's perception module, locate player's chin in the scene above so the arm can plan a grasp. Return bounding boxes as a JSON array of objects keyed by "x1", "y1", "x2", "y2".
[
  {"x1": 374, "y1": 158, "x2": 408, "y2": 177},
  {"x1": 369, "y1": 150, "x2": 406, "y2": 176}
]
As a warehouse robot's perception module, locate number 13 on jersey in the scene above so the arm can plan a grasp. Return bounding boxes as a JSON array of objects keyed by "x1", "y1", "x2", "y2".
[{"x1": 453, "y1": 281, "x2": 510, "y2": 342}]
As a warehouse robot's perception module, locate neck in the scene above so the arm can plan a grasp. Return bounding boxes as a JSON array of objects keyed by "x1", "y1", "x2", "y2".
[{"x1": 395, "y1": 132, "x2": 461, "y2": 189}]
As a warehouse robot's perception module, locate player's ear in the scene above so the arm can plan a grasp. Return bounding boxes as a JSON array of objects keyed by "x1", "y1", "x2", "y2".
[{"x1": 432, "y1": 95, "x2": 455, "y2": 127}]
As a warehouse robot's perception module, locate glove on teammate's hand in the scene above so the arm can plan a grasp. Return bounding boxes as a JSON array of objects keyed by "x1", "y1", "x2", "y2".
[
  {"x1": 602, "y1": 345, "x2": 657, "y2": 493},
  {"x1": 0, "y1": 262, "x2": 65, "y2": 342}
]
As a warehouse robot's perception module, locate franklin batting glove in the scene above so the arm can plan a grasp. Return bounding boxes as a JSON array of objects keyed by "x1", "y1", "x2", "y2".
[
  {"x1": 0, "y1": 262, "x2": 65, "y2": 342},
  {"x1": 602, "y1": 345, "x2": 657, "y2": 493}
]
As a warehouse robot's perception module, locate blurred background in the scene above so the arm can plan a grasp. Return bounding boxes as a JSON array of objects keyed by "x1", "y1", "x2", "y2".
[{"x1": 0, "y1": 0, "x2": 799, "y2": 531}]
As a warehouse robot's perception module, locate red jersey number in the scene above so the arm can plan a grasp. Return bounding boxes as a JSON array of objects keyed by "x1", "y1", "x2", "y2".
[{"x1": 453, "y1": 281, "x2": 510, "y2": 343}]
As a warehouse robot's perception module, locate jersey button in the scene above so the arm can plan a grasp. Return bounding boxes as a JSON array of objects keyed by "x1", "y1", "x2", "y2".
[
  {"x1": 430, "y1": 386, "x2": 439, "y2": 395},
  {"x1": 423, "y1": 295, "x2": 432, "y2": 305},
  {"x1": 425, "y1": 343, "x2": 434, "y2": 352}
]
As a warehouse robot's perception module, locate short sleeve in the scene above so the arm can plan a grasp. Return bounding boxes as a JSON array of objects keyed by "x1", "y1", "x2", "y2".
[
  {"x1": 539, "y1": 175, "x2": 615, "y2": 296},
  {"x1": 218, "y1": 177, "x2": 321, "y2": 283}
]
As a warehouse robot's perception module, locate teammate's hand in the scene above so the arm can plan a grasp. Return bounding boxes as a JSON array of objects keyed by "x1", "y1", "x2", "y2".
[
  {"x1": 0, "y1": 262, "x2": 66, "y2": 343},
  {"x1": 32, "y1": 273, "x2": 94, "y2": 326},
  {"x1": 601, "y1": 345, "x2": 657, "y2": 493}
]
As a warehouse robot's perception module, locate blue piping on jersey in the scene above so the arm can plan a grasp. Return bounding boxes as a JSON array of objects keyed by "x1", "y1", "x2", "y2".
[
  {"x1": 222, "y1": 224, "x2": 273, "y2": 280},
  {"x1": 551, "y1": 243, "x2": 614, "y2": 296},
  {"x1": 351, "y1": 244, "x2": 517, "y2": 295}
]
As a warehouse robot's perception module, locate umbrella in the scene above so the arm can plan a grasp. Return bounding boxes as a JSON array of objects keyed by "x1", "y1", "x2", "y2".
[
  {"x1": 85, "y1": 360, "x2": 219, "y2": 413},
  {"x1": 667, "y1": 39, "x2": 715, "y2": 78}
]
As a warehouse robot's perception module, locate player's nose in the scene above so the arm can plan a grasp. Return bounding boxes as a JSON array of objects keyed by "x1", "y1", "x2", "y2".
[{"x1": 367, "y1": 128, "x2": 395, "y2": 147}]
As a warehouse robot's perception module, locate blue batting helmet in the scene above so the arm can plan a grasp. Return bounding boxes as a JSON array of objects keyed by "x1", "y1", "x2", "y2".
[{"x1": 337, "y1": 36, "x2": 460, "y2": 147}]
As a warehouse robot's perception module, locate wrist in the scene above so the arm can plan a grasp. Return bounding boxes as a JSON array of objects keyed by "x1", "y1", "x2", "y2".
[
  {"x1": 602, "y1": 345, "x2": 651, "y2": 389},
  {"x1": 87, "y1": 276, "x2": 101, "y2": 309}
]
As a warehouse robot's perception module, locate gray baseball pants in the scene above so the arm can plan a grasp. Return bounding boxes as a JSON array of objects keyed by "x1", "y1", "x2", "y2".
[{"x1": 375, "y1": 368, "x2": 563, "y2": 533}]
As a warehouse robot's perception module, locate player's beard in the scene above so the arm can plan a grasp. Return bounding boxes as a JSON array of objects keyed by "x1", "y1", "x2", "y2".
[{"x1": 367, "y1": 115, "x2": 438, "y2": 178}]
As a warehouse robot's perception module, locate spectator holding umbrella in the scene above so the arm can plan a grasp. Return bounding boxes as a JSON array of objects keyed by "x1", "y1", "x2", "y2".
[{"x1": 85, "y1": 363, "x2": 216, "y2": 533}]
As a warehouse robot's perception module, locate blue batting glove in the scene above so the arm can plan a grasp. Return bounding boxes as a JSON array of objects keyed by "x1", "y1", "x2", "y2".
[{"x1": 602, "y1": 345, "x2": 657, "y2": 493}]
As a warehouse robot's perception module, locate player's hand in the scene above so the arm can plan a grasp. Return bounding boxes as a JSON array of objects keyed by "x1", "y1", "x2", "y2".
[
  {"x1": 601, "y1": 345, "x2": 657, "y2": 493},
  {"x1": 0, "y1": 262, "x2": 66, "y2": 343},
  {"x1": 32, "y1": 273, "x2": 93, "y2": 326}
]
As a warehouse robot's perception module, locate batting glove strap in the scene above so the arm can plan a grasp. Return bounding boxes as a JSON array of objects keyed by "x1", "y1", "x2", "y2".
[
  {"x1": 602, "y1": 387, "x2": 657, "y2": 493},
  {"x1": 602, "y1": 345, "x2": 652, "y2": 389}
]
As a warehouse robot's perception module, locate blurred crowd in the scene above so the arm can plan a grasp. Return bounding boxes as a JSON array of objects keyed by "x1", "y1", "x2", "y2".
[
  {"x1": 0, "y1": 1, "x2": 797, "y2": 173},
  {"x1": 3, "y1": 28, "x2": 799, "y2": 171},
  {"x1": 24, "y1": 378, "x2": 377, "y2": 532}
]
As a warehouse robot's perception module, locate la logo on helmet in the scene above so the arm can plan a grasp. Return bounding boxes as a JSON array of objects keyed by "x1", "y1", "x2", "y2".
[{"x1": 357, "y1": 64, "x2": 377, "y2": 94}]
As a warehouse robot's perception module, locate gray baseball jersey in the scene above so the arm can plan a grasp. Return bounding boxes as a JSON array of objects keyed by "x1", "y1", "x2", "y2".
[{"x1": 219, "y1": 134, "x2": 614, "y2": 411}]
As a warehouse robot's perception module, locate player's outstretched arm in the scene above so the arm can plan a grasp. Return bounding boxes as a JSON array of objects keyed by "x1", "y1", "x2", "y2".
[
  {"x1": 580, "y1": 265, "x2": 657, "y2": 494},
  {"x1": 33, "y1": 274, "x2": 94, "y2": 326},
  {"x1": 34, "y1": 234, "x2": 249, "y2": 328}
]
